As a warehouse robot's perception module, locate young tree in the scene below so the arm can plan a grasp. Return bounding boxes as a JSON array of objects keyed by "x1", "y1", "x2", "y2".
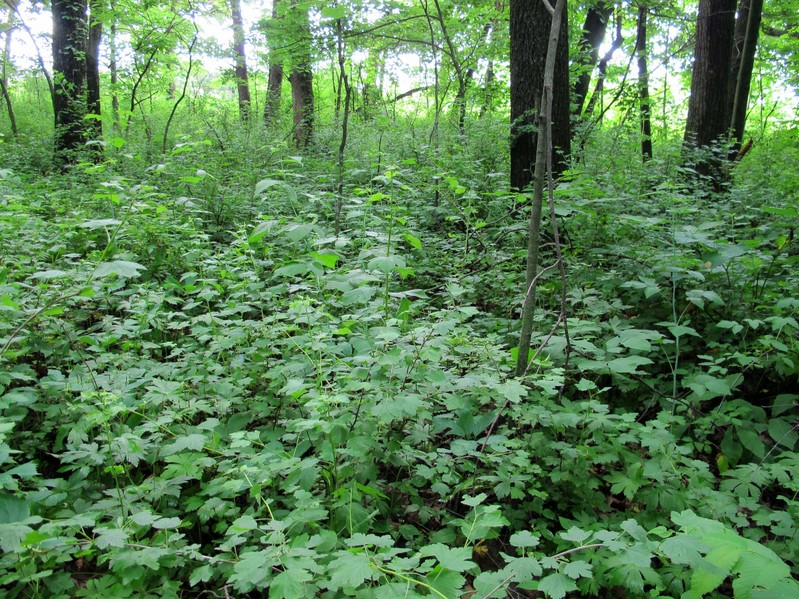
[
  {"x1": 510, "y1": 0, "x2": 570, "y2": 191},
  {"x1": 52, "y1": 0, "x2": 89, "y2": 161},
  {"x1": 86, "y1": 0, "x2": 103, "y2": 142},
  {"x1": 728, "y1": 0, "x2": 763, "y2": 155},
  {"x1": 1, "y1": 5, "x2": 17, "y2": 138},
  {"x1": 230, "y1": 0, "x2": 251, "y2": 120}
]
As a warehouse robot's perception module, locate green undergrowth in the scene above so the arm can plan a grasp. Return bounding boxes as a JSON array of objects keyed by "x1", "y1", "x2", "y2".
[{"x1": 0, "y1": 129, "x2": 798, "y2": 597}]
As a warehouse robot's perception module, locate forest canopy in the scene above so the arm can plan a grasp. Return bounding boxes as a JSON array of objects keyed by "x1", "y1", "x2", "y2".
[{"x1": 0, "y1": 0, "x2": 798, "y2": 597}]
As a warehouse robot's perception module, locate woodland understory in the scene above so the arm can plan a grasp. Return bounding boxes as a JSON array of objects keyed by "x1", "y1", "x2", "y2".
[
  {"x1": 0, "y1": 0, "x2": 798, "y2": 594},
  {"x1": 1, "y1": 106, "x2": 798, "y2": 597}
]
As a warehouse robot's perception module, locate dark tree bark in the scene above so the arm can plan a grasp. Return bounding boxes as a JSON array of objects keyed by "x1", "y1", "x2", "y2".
[
  {"x1": 230, "y1": 0, "x2": 251, "y2": 120},
  {"x1": 289, "y1": 0, "x2": 314, "y2": 147},
  {"x1": 264, "y1": 0, "x2": 283, "y2": 125},
  {"x1": 572, "y1": 0, "x2": 613, "y2": 118},
  {"x1": 636, "y1": 4, "x2": 652, "y2": 161},
  {"x1": 683, "y1": 0, "x2": 736, "y2": 149},
  {"x1": 728, "y1": 0, "x2": 762, "y2": 155},
  {"x1": 510, "y1": 0, "x2": 570, "y2": 191},
  {"x1": 52, "y1": 0, "x2": 88, "y2": 162},
  {"x1": 86, "y1": 0, "x2": 102, "y2": 143}
]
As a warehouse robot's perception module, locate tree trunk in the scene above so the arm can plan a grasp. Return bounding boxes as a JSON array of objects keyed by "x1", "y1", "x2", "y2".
[
  {"x1": 52, "y1": 0, "x2": 88, "y2": 162},
  {"x1": 636, "y1": 4, "x2": 652, "y2": 161},
  {"x1": 289, "y1": 0, "x2": 314, "y2": 148},
  {"x1": 1, "y1": 7, "x2": 17, "y2": 138},
  {"x1": 683, "y1": 0, "x2": 736, "y2": 149},
  {"x1": 516, "y1": 0, "x2": 566, "y2": 377},
  {"x1": 572, "y1": 1, "x2": 612, "y2": 118},
  {"x1": 264, "y1": 0, "x2": 283, "y2": 125},
  {"x1": 230, "y1": 0, "x2": 251, "y2": 120},
  {"x1": 510, "y1": 0, "x2": 570, "y2": 191},
  {"x1": 108, "y1": 0, "x2": 119, "y2": 131},
  {"x1": 86, "y1": 0, "x2": 102, "y2": 143},
  {"x1": 728, "y1": 0, "x2": 762, "y2": 155}
]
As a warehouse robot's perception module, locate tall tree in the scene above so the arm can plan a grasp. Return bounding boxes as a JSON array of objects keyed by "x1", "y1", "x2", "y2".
[
  {"x1": 636, "y1": 3, "x2": 652, "y2": 161},
  {"x1": 289, "y1": 0, "x2": 314, "y2": 147},
  {"x1": 572, "y1": 0, "x2": 613, "y2": 118},
  {"x1": 1, "y1": 5, "x2": 17, "y2": 138},
  {"x1": 230, "y1": 0, "x2": 251, "y2": 120},
  {"x1": 510, "y1": 0, "x2": 570, "y2": 190},
  {"x1": 728, "y1": 0, "x2": 763, "y2": 155},
  {"x1": 86, "y1": 0, "x2": 103, "y2": 142},
  {"x1": 52, "y1": 0, "x2": 89, "y2": 162},
  {"x1": 683, "y1": 0, "x2": 736, "y2": 151},
  {"x1": 264, "y1": 0, "x2": 284, "y2": 125}
]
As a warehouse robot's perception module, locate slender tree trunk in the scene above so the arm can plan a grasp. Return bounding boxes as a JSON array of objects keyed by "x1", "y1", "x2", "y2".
[
  {"x1": 636, "y1": 4, "x2": 652, "y2": 161},
  {"x1": 86, "y1": 0, "x2": 102, "y2": 144},
  {"x1": 1, "y1": 7, "x2": 17, "y2": 138},
  {"x1": 230, "y1": 0, "x2": 251, "y2": 120},
  {"x1": 516, "y1": 0, "x2": 566, "y2": 377},
  {"x1": 108, "y1": 0, "x2": 119, "y2": 131},
  {"x1": 264, "y1": 0, "x2": 283, "y2": 125},
  {"x1": 583, "y1": 10, "x2": 623, "y2": 117},
  {"x1": 6, "y1": 1, "x2": 54, "y2": 103},
  {"x1": 572, "y1": 1, "x2": 613, "y2": 118},
  {"x1": 728, "y1": 0, "x2": 762, "y2": 155},
  {"x1": 52, "y1": 0, "x2": 88, "y2": 162},
  {"x1": 335, "y1": 16, "x2": 351, "y2": 235}
]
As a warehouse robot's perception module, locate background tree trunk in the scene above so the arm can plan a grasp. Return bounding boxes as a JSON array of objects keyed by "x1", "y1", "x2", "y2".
[
  {"x1": 52, "y1": 0, "x2": 88, "y2": 162},
  {"x1": 1, "y1": 6, "x2": 17, "y2": 138},
  {"x1": 289, "y1": 0, "x2": 314, "y2": 149},
  {"x1": 683, "y1": 0, "x2": 736, "y2": 149},
  {"x1": 86, "y1": 0, "x2": 102, "y2": 143},
  {"x1": 230, "y1": 0, "x2": 251, "y2": 120},
  {"x1": 572, "y1": 1, "x2": 613, "y2": 118},
  {"x1": 510, "y1": 0, "x2": 570, "y2": 191},
  {"x1": 728, "y1": 0, "x2": 762, "y2": 154},
  {"x1": 636, "y1": 4, "x2": 652, "y2": 161},
  {"x1": 264, "y1": 0, "x2": 283, "y2": 125}
]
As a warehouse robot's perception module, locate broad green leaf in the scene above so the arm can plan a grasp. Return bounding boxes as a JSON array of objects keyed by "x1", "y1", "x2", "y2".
[
  {"x1": 270, "y1": 568, "x2": 312, "y2": 598},
  {"x1": 510, "y1": 530, "x2": 540, "y2": 549},
  {"x1": 560, "y1": 526, "x2": 591, "y2": 544},
  {"x1": 327, "y1": 552, "x2": 373, "y2": 590},
  {"x1": 94, "y1": 526, "x2": 128, "y2": 549},
  {"x1": 563, "y1": 560, "x2": 593, "y2": 579},
  {"x1": 536, "y1": 573, "x2": 578, "y2": 599},
  {"x1": 320, "y1": 6, "x2": 346, "y2": 19},
  {"x1": 607, "y1": 356, "x2": 653, "y2": 374},
  {"x1": 659, "y1": 535, "x2": 708, "y2": 565},
  {"x1": 426, "y1": 566, "x2": 465, "y2": 598},
  {"x1": 95, "y1": 260, "x2": 146, "y2": 279},
  {"x1": 403, "y1": 232, "x2": 423, "y2": 250},
  {"x1": 0, "y1": 494, "x2": 29, "y2": 523},
  {"x1": 311, "y1": 251, "x2": 339, "y2": 269},
  {"x1": 419, "y1": 544, "x2": 476, "y2": 571},
  {"x1": 231, "y1": 550, "x2": 274, "y2": 591}
]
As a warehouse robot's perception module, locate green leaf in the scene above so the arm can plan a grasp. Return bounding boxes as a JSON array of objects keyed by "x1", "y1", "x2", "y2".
[
  {"x1": 509, "y1": 530, "x2": 540, "y2": 549},
  {"x1": 327, "y1": 552, "x2": 373, "y2": 590},
  {"x1": 403, "y1": 232, "x2": 423, "y2": 250},
  {"x1": 270, "y1": 568, "x2": 312, "y2": 598},
  {"x1": 0, "y1": 494, "x2": 29, "y2": 523},
  {"x1": 311, "y1": 251, "x2": 339, "y2": 269},
  {"x1": 563, "y1": 560, "x2": 593, "y2": 580},
  {"x1": 536, "y1": 573, "x2": 578, "y2": 599},
  {"x1": 606, "y1": 356, "x2": 653, "y2": 374},
  {"x1": 95, "y1": 260, "x2": 147, "y2": 279},
  {"x1": 419, "y1": 544, "x2": 476, "y2": 572},
  {"x1": 659, "y1": 535, "x2": 708, "y2": 565},
  {"x1": 426, "y1": 566, "x2": 465, "y2": 598},
  {"x1": 254, "y1": 178, "x2": 282, "y2": 195},
  {"x1": 321, "y1": 6, "x2": 346, "y2": 19},
  {"x1": 231, "y1": 550, "x2": 274, "y2": 592},
  {"x1": 560, "y1": 526, "x2": 591, "y2": 544},
  {"x1": 94, "y1": 526, "x2": 129, "y2": 549}
]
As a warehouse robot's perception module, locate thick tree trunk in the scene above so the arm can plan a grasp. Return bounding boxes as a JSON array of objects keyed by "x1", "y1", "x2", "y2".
[
  {"x1": 230, "y1": 0, "x2": 251, "y2": 120},
  {"x1": 684, "y1": 0, "x2": 736, "y2": 149},
  {"x1": 52, "y1": 0, "x2": 88, "y2": 162},
  {"x1": 290, "y1": 67, "x2": 314, "y2": 147},
  {"x1": 572, "y1": 1, "x2": 613, "y2": 118},
  {"x1": 86, "y1": 0, "x2": 102, "y2": 142},
  {"x1": 636, "y1": 5, "x2": 652, "y2": 161},
  {"x1": 728, "y1": 0, "x2": 762, "y2": 154},
  {"x1": 510, "y1": 0, "x2": 570, "y2": 191},
  {"x1": 264, "y1": 0, "x2": 283, "y2": 125}
]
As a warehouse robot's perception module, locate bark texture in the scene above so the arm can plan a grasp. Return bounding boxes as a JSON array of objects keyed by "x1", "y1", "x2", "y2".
[
  {"x1": 636, "y1": 5, "x2": 652, "y2": 161},
  {"x1": 510, "y1": 0, "x2": 570, "y2": 191},
  {"x1": 86, "y1": 0, "x2": 102, "y2": 141},
  {"x1": 572, "y1": 1, "x2": 613, "y2": 118},
  {"x1": 230, "y1": 0, "x2": 251, "y2": 120},
  {"x1": 264, "y1": 0, "x2": 283, "y2": 124},
  {"x1": 52, "y1": 0, "x2": 88, "y2": 161},
  {"x1": 684, "y1": 0, "x2": 736, "y2": 148}
]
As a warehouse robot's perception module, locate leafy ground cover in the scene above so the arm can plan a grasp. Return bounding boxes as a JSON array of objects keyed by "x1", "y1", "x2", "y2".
[{"x1": 1, "y1": 123, "x2": 798, "y2": 597}]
